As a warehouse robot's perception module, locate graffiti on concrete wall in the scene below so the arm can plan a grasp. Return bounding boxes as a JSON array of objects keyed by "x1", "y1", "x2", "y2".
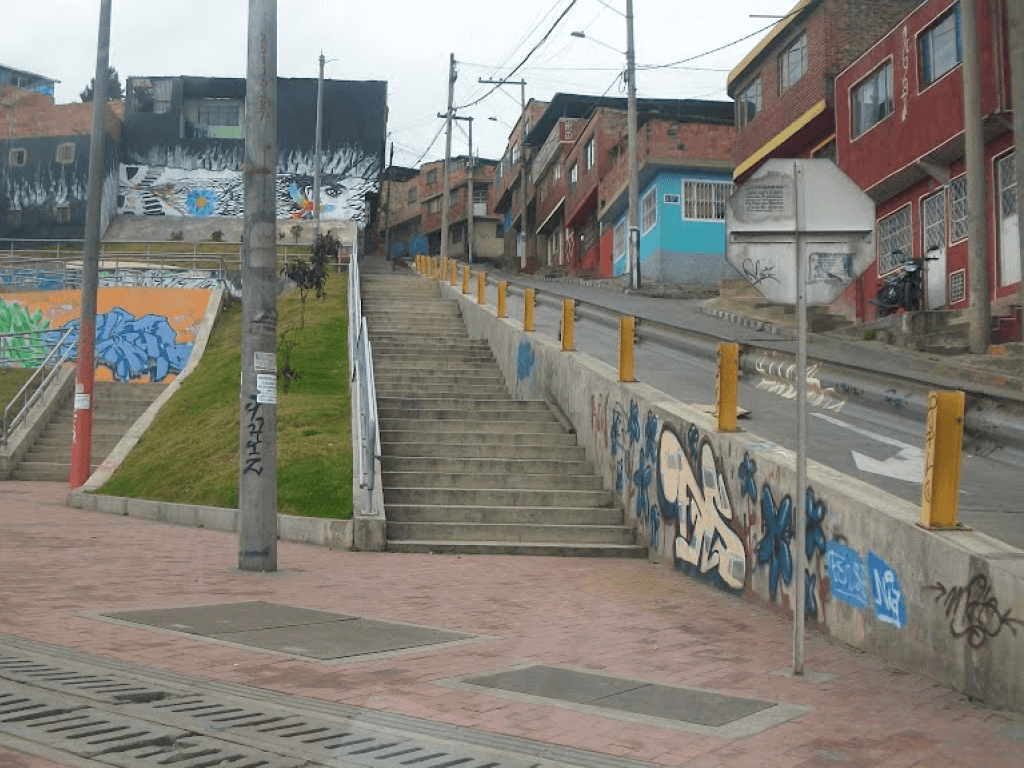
[
  {"x1": 659, "y1": 425, "x2": 746, "y2": 590},
  {"x1": 826, "y1": 541, "x2": 869, "y2": 609},
  {"x1": 2, "y1": 267, "x2": 234, "y2": 295},
  {"x1": 516, "y1": 338, "x2": 535, "y2": 382},
  {"x1": 0, "y1": 287, "x2": 207, "y2": 383},
  {"x1": 926, "y1": 574, "x2": 1022, "y2": 648},
  {"x1": 824, "y1": 541, "x2": 906, "y2": 629},
  {"x1": 609, "y1": 400, "x2": 663, "y2": 551},
  {"x1": 755, "y1": 351, "x2": 846, "y2": 412},
  {"x1": 0, "y1": 297, "x2": 50, "y2": 365}
]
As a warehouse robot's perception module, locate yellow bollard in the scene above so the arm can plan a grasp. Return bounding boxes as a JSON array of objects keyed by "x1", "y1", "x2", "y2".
[
  {"x1": 418, "y1": 255, "x2": 423, "y2": 273},
  {"x1": 561, "y1": 299, "x2": 575, "y2": 351},
  {"x1": 716, "y1": 342, "x2": 740, "y2": 432},
  {"x1": 920, "y1": 390, "x2": 966, "y2": 529},
  {"x1": 432, "y1": 257, "x2": 438, "y2": 279},
  {"x1": 428, "y1": 257, "x2": 434, "y2": 278},
  {"x1": 477, "y1": 271, "x2": 486, "y2": 304},
  {"x1": 524, "y1": 288, "x2": 535, "y2": 332},
  {"x1": 619, "y1": 317, "x2": 635, "y2": 382},
  {"x1": 462, "y1": 265, "x2": 470, "y2": 294},
  {"x1": 497, "y1": 281, "x2": 507, "y2": 318},
  {"x1": 449, "y1": 260, "x2": 457, "y2": 286}
]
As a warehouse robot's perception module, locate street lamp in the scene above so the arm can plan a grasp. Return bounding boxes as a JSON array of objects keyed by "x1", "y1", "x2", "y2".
[
  {"x1": 570, "y1": 3, "x2": 640, "y2": 290},
  {"x1": 314, "y1": 53, "x2": 340, "y2": 241}
]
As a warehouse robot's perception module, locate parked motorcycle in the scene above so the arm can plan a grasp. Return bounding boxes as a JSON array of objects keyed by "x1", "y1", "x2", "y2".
[{"x1": 873, "y1": 247, "x2": 940, "y2": 317}]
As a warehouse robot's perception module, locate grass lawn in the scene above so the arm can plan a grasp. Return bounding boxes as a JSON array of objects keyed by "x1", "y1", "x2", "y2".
[
  {"x1": 0, "y1": 368, "x2": 35, "y2": 415},
  {"x1": 98, "y1": 287, "x2": 352, "y2": 518}
]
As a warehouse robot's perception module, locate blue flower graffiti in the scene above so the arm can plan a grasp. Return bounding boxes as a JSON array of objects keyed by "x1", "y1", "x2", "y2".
[
  {"x1": 51, "y1": 307, "x2": 193, "y2": 382},
  {"x1": 805, "y1": 488, "x2": 827, "y2": 561},
  {"x1": 738, "y1": 453, "x2": 758, "y2": 503},
  {"x1": 686, "y1": 424, "x2": 699, "y2": 461},
  {"x1": 516, "y1": 338, "x2": 535, "y2": 382},
  {"x1": 632, "y1": 448, "x2": 652, "y2": 521},
  {"x1": 185, "y1": 188, "x2": 218, "y2": 217},
  {"x1": 627, "y1": 401, "x2": 640, "y2": 444},
  {"x1": 615, "y1": 459, "x2": 624, "y2": 493},
  {"x1": 644, "y1": 410, "x2": 658, "y2": 459},
  {"x1": 610, "y1": 410, "x2": 622, "y2": 457},
  {"x1": 757, "y1": 485, "x2": 793, "y2": 601},
  {"x1": 805, "y1": 569, "x2": 818, "y2": 618}
]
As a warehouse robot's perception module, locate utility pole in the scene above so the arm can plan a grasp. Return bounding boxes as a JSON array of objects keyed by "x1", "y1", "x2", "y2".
[
  {"x1": 1008, "y1": 0, "x2": 1024, "y2": 343},
  {"x1": 239, "y1": 0, "x2": 278, "y2": 572},
  {"x1": 626, "y1": 0, "x2": 640, "y2": 290},
  {"x1": 480, "y1": 78, "x2": 528, "y2": 269},
  {"x1": 383, "y1": 143, "x2": 394, "y2": 259},
  {"x1": 963, "y1": 0, "x2": 991, "y2": 354},
  {"x1": 440, "y1": 53, "x2": 456, "y2": 263},
  {"x1": 313, "y1": 51, "x2": 324, "y2": 240},
  {"x1": 69, "y1": 0, "x2": 112, "y2": 489},
  {"x1": 449, "y1": 114, "x2": 475, "y2": 263}
]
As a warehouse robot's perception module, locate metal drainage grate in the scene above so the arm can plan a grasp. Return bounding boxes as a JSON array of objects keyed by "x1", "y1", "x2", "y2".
[{"x1": 0, "y1": 654, "x2": 179, "y2": 703}]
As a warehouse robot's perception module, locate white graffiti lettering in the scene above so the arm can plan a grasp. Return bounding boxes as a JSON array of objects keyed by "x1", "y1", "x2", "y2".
[{"x1": 755, "y1": 351, "x2": 846, "y2": 412}]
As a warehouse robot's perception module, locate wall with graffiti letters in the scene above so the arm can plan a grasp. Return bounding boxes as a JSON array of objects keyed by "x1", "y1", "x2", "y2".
[
  {"x1": 446, "y1": 281, "x2": 1024, "y2": 713},
  {"x1": 0, "y1": 287, "x2": 209, "y2": 383}
]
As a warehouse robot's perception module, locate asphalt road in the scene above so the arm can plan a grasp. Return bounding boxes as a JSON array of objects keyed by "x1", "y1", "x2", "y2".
[{"x1": 490, "y1": 276, "x2": 1024, "y2": 550}]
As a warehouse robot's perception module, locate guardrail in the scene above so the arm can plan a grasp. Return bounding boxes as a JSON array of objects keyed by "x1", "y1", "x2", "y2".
[
  {"x1": 0, "y1": 238, "x2": 310, "y2": 267},
  {"x1": 347, "y1": 244, "x2": 380, "y2": 493},
  {"x1": 2, "y1": 327, "x2": 76, "y2": 447}
]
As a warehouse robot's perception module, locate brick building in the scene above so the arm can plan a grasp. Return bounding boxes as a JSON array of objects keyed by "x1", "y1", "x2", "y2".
[
  {"x1": 376, "y1": 165, "x2": 421, "y2": 258},
  {"x1": 727, "y1": 0, "x2": 925, "y2": 185},
  {"x1": 834, "y1": 0, "x2": 1019, "y2": 337}
]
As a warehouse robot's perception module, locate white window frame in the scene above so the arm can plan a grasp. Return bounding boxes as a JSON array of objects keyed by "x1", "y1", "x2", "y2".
[
  {"x1": 779, "y1": 33, "x2": 808, "y2": 93},
  {"x1": 7, "y1": 147, "x2": 27, "y2": 168},
  {"x1": 877, "y1": 204, "x2": 912, "y2": 276},
  {"x1": 737, "y1": 77, "x2": 762, "y2": 128},
  {"x1": 55, "y1": 142, "x2": 76, "y2": 165},
  {"x1": 584, "y1": 139, "x2": 595, "y2": 172},
  {"x1": 568, "y1": 162, "x2": 578, "y2": 191},
  {"x1": 919, "y1": 2, "x2": 962, "y2": 89},
  {"x1": 683, "y1": 180, "x2": 733, "y2": 221},
  {"x1": 949, "y1": 175, "x2": 967, "y2": 243},
  {"x1": 473, "y1": 187, "x2": 487, "y2": 204},
  {"x1": 641, "y1": 187, "x2": 658, "y2": 235},
  {"x1": 613, "y1": 219, "x2": 626, "y2": 259},
  {"x1": 852, "y1": 60, "x2": 894, "y2": 139},
  {"x1": 949, "y1": 269, "x2": 966, "y2": 304}
]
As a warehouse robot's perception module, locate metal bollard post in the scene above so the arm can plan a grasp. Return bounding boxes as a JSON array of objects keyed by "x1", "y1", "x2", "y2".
[
  {"x1": 561, "y1": 299, "x2": 575, "y2": 351},
  {"x1": 716, "y1": 342, "x2": 740, "y2": 432},
  {"x1": 524, "y1": 288, "x2": 535, "y2": 332},
  {"x1": 497, "y1": 281, "x2": 507, "y2": 318},
  {"x1": 920, "y1": 390, "x2": 966, "y2": 529},
  {"x1": 477, "y1": 271, "x2": 486, "y2": 304},
  {"x1": 619, "y1": 317, "x2": 635, "y2": 382},
  {"x1": 462, "y1": 265, "x2": 470, "y2": 294},
  {"x1": 449, "y1": 260, "x2": 457, "y2": 286}
]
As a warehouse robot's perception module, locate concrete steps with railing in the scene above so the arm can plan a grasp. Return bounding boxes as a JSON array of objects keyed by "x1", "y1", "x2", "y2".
[
  {"x1": 13, "y1": 382, "x2": 166, "y2": 481},
  {"x1": 361, "y1": 271, "x2": 644, "y2": 558}
]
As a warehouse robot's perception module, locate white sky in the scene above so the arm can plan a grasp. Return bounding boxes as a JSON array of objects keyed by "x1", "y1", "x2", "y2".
[{"x1": 3, "y1": 0, "x2": 795, "y2": 166}]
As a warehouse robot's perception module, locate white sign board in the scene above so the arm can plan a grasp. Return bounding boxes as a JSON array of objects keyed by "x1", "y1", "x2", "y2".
[{"x1": 726, "y1": 160, "x2": 876, "y2": 306}]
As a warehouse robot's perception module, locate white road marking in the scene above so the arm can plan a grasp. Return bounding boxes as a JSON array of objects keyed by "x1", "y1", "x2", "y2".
[{"x1": 812, "y1": 412, "x2": 924, "y2": 483}]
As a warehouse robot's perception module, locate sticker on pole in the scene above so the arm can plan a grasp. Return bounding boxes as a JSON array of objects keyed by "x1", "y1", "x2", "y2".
[
  {"x1": 74, "y1": 394, "x2": 91, "y2": 410},
  {"x1": 256, "y1": 374, "x2": 277, "y2": 405},
  {"x1": 254, "y1": 351, "x2": 276, "y2": 372}
]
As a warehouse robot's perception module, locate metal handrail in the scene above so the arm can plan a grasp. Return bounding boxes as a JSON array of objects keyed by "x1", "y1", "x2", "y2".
[
  {"x1": 347, "y1": 243, "x2": 380, "y2": 493},
  {"x1": 0, "y1": 253, "x2": 232, "y2": 291},
  {"x1": 2, "y1": 327, "x2": 76, "y2": 447}
]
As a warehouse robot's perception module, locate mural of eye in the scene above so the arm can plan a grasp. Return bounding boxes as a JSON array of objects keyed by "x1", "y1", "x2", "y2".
[{"x1": 185, "y1": 188, "x2": 218, "y2": 217}]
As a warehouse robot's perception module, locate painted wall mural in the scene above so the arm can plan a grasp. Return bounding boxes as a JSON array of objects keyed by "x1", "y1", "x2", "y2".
[{"x1": 0, "y1": 287, "x2": 209, "y2": 383}]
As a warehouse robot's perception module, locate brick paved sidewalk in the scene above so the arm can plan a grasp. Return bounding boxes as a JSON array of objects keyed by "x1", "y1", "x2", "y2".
[{"x1": 1, "y1": 480, "x2": 1022, "y2": 768}]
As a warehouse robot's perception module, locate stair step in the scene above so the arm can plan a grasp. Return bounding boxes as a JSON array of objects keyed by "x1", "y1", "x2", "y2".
[
  {"x1": 383, "y1": 470, "x2": 604, "y2": 491},
  {"x1": 381, "y1": 457, "x2": 590, "y2": 474},
  {"x1": 386, "y1": 521, "x2": 635, "y2": 545},
  {"x1": 385, "y1": 540, "x2": 647, "y2": 557},
  {"x1": 381, "y1": 440, "x2": 581, "y2": 457},
  {"x1": 383, "y1": 487, "x2": 613, "y2": 507},
  {"x1": 385, "y1": 504, "x2": 623, "y2": 525},
  {"x1": 380, "y1": 419, "x2": 565, "y2": 435}
]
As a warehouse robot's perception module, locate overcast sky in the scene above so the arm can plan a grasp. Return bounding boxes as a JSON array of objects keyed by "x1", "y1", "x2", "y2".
[{"x1": 3, "y1": 0, "x2": 795, "y2": 166}]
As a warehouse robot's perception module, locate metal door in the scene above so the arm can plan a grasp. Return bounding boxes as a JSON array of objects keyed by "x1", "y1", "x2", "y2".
[
  {"x1": 922, "y1": 190, "x2": 947, "y2": 309},
  {"x1": 998, "y1": 154, "x2": 1021, "y2": 286}
]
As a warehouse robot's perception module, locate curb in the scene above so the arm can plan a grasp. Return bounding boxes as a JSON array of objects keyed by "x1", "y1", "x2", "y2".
[
  {"x1": 65, "y1": 490, "x2": 354, "y2": 550},
  {"x1": 698, "y1": 304, "x2": 791, "y2": 338}
]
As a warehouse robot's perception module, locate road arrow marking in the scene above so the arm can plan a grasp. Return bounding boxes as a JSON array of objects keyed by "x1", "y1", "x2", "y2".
[{"x1": 813, "y1": 412, "x2": 924, "y2": 483}]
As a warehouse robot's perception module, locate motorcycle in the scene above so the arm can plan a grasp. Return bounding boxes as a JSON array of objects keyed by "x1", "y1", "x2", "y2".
[{"x1": 873, "y1": 247, "x2": 940, "y2": 317}]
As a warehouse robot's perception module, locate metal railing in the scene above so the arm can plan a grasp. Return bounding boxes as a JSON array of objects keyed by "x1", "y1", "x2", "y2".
[
  {"x1": 0, "y1": 252, "x2": 235, "y2": 292},
  {"x1": 1, "y1": 327, "x2": 76, "y2": 447},
  {"x1": 347, "y1": 243, "x2": 380, "y2": 493}
]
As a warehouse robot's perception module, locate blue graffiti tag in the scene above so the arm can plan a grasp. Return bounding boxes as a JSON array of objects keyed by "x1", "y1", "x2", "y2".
[
  {"x1": 805, "y1": 569, "x2": 818, "y2": 618},
  {"x1": 516, "y1": 338, "x2": 535, "y2": 382},
  {"x1": 805, "y1": 488, "x2": 827, "y2": 561},
  {"x1": 615, "y1": 459, "x2": 624, "y2": 493},
  {"x1": 632, "y1": 448, "x2": 652, "y2": 521},
  {"x1": 738, "y1": 453, "x2": 758, "y2": 502},
  {"x1": 627, "y1": 401, "x2": 641, "y2": 444},
  {"x1": 867, "y1": 552, "x2": 906, "y2": 629},
  {"x1": 649, "y1": 505, "x2": 661, "y2": 547},
  {"x1": 610, "y1": 410, "x2": 622, "y2": 456},
  {"x1": 644, "y1": 410, "x2": 658, "y2": 458},
  {"x1": 825, "y1": 541, "x2": 868, "y2": 609},
  {"x1": 756, "y1": 485, "x2": 793, "y2": 600}
]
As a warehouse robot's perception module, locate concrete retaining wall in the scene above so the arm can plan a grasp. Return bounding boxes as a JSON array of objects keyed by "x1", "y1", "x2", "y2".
[{"x1": 443, "y1": 280, "x2": 1024, "y2": 713}]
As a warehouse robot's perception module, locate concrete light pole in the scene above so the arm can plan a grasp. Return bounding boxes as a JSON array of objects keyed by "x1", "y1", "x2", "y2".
[
  {"x1": 69, "y1": 0, "x2": 112, "y2": 489},
  {"x1": 625, "y1": 0, "x2": 640, "y2": 290},
  {"x1": 313, "y1": 52, "x2": 324, "y2": 240},
  {"x1": 480, "y1": 78, "x2": 528, "y2": 269},
  {"x1": 1008, "y1": 0, "x2": 1024, "y2": 343},
  {"x1": 238, "y1": 0, "x2": 279, "y2": 572},
  {"x1": 440, "y1": 54, "x2": 456, "y2": 263}
]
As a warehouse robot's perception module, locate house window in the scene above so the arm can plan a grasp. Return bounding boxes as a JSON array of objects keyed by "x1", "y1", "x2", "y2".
[
  {"x1": 613, "y1": 220, "x2": 626, "y2": 259},
  {"x1": 663, "y1": 193, "x2": 680, "y2": 204},
  {"x1": 55, "y1": 142, "x2": 76, "y2": 165},
  {"x1": 779, "y1": 33, "x2": 808, "y2": 93},
  {"x1": 737, "y1": 77, "x2": 762, "y2": 128},
  {"x1": 407, "y1": 188, "x2": 418, "y2": 204},
  {"x1": 564, "y1": 120, "x2": 574, "y2": 141},
  {"x1": 878, "y1": 205, "x2": 912, "y2": 275},
  {"x1": 449, "y1": 189, "x2": 459, "y2": 206},
  {"x1": 511, "y1": 144, "x2": 519, "y2": 164},
  {"x1": 554, "y1": 164, "x2": 561, "y2": 181},
  {"x1": 922, "y1": 189, "x2": 946, "y2": 253},
  {"x1": 683, "y1": 180, "x2": 733, "y2": 220},
  {"x1": 427, "y1": 169, "x2": 438, "y2": 184},
  {"x1": 474, "y1": 188, "x2": 487, "y2": 204},
  {"x1": 7, "y1": 148, "x2": 27, "y2": 168},
  {"x1": 451, "y1": 225, "x2": 463, "y2": 243},
  {"x1": 949, "y1": 269, "x2": 966, "y2": 303},
  {"x1": 920, "y1": 3, "x2": 962, "y2": 87},
  {"x1": 852, "y1": 61, "x2": 893, "y2": 138},
  {"x1": 950, "y1": 176, "x2": 967, "y2": 242},
  {"x1": 641, "y1": 187, "x2": 658, "y2": 234},
  {"x1": 197, "y1": 102, "x2": 240, "y2": 127},
  {"x1": 54, "y1": 205, "x2": 71, "y2": 224},
  {"x1": 426, "y1": 198, "x2": 439, "y2": 214},
  {"x1": 568, "y1": 163, "x2": 578, "y2": 192},
  {"x1": 584, "y1": 139, "x2": 595, "y2": 172},
  {"x1": 998, "y1": 152, "x2": 1021, "y2": 285}
]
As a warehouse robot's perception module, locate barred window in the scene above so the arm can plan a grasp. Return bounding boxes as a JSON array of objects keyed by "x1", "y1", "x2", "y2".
[
  {"x1": 474, "y1": 188, "x2": 487, "y2": 204},
  {"x1": 949, "y1": 176, "x2": 967, "y2": 242},
  {"x1": 999, "y1": 153, "x2": 1017, "y2": 220},
  {"x1": 55, "y1": 142, "x2": 76, "y2": 164},
  {"x1": 613, "y1": 220, "x2": 626, "y2": 259},
  {"x1": 683, "y1": 180, "x2": 733, "y2": 220},
  {"x1": 878, "y1": 205, "x2": 912, "y2": 275},
  {"x1": 922, "y1": 189, "x2": 946, "y2": 251},
  {"x1": 641, "y1": 187, "x2": 657, "y2": 234},
  {"x1": 197, "y1": 102, "x2": 239, "y2": 127},
  {"x1": 949, "y1": 269, "x2": 966, "y2": 303}
]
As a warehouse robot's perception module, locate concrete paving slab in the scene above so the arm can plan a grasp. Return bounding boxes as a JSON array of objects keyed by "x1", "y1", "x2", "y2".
[
  {"x1": 105, "y1": 601, "x2": 356, "y2": 635},
  {"x1": 464, "y1": 665, "x2": 643, "y2": 704},
  {"x1": 592, "y1": 684, "x2": 774, "y2": 727}
]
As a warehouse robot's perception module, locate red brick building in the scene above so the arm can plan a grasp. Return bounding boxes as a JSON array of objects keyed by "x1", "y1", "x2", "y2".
[
  {"x1": 834, "y1": 0, "x2": 1018, "y2": 336},
  {"x1": 727, "y1": 0, "x2": 925, "y2": 184}
]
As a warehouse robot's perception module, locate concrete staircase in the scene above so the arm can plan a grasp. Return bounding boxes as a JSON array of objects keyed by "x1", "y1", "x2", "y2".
[
  {"x1": 13, "y1": 382, "x2": 165, "y2": 481},
  {"x1": 361, "y1": 271, "x2": 645, "y2": 557}
]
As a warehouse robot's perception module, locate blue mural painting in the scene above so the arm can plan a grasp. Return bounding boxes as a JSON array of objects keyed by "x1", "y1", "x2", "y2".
[
  {"x1": 756, "y1": 485, "x2": 794, "y2": 601},
  {"x1": 516, "y1": 338, "x2": 535, "y2": 382},
  {"x1": 868, "y1": 551, "x2": 907, "y2": 629},
  {"x1": 826, "y1": 541, "x2": 869, "y2": 609}
]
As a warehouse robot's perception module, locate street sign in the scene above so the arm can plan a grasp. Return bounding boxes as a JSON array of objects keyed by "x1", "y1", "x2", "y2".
[{"x1": 726, "y1": 159, "x2": 876, "y2": 305}]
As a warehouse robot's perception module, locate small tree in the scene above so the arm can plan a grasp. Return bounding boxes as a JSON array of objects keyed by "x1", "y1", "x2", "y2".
[
  {"x1": 80, "y1": 66, "x2": 123, "y2": 102},
  {"x1": 281, "y1": 232, "x2": 335, "y2": 328}
]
